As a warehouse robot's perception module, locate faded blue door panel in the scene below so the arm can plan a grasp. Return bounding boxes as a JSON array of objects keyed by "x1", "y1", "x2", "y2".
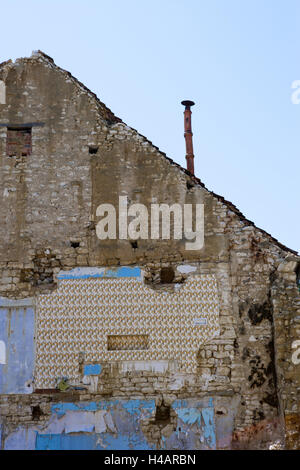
[{"x1": 0, "y1": 304, "x2": 34, "y2": 394}]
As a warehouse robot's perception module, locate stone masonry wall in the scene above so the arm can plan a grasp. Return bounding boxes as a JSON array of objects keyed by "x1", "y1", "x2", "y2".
[{"x1": 0, "y1": 51, "x2": 299, "y2": 449}]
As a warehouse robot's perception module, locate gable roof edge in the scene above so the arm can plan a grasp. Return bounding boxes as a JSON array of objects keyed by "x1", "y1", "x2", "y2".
[{"x1": 2, "y1": 51, "x2": 298, "y2": 257}]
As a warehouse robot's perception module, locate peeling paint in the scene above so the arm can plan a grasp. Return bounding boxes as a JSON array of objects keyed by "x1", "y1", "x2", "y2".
[
  {"x1": 177, "y1": 265, "x2": 197, "y2": 274},
  {"x1": 0, "y1": 398, "x2": 234, "y2": 450},
  {"x1": 57, "y1": 266, "x2": 141, "y2": 280},
  {"x1": 84, "y1": 364, "x2": 102, "y2": 375},
  {"x1": 165, "y1": 398, "x2": 217, "y2": 449},
  {"x1": 0, "y1": 340, "x2": 5, "y2": 364}
]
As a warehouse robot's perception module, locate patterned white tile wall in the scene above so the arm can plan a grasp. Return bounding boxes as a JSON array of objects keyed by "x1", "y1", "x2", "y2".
[{"x1": 35, "y1": 270, "x2": 220, "y2": 388}]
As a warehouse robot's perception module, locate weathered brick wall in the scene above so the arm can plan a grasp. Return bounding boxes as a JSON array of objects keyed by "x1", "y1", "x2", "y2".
[{"x1": 0, "y1": 51, "x2": 299, "y2": 449}]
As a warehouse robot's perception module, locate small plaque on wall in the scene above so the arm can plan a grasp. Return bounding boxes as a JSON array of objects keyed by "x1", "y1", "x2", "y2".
[{"x1": 193, "y1": 318, "x2": 207, "y2": 326}]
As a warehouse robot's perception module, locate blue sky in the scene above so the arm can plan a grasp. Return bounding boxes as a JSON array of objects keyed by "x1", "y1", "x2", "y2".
[{"x1": 1, "y1": 0, "x2": 299, "y2": 252}]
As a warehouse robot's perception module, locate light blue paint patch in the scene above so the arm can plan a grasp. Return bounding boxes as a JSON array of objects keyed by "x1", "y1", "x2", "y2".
[
  {"x1": 51, "y1": 401, "x2": 100, "y2": 417},
  {"x1": 4, "y1": 427, "x2": 36, "y2": 450},
  {"x1": 51, "y1": 399, "x2": 155, "y2": 418},
  {"x1": 121, "y1": 399, "x2": 155, "y2": 416},
  {"x1": 84, "y1": 364, "x2": 102, "y2": 375},
  {"x1": 0, "y1": 306, "x2": 35, "y2": 394},
  {"x1": 201, "y1": 407, "x2": 216, "y2": 449},
  {"x1": 39, "y1": 399, "x2": 157, "y2": 450},
  {"x1": 57, "y1": 266, "x2": 141, "y2": 280},
  {"x1": 36, "y1": 432, "x2": 155, "y2": 451},
  {"x1": 36, "y1": 433, "x2": 102, "y2": 450},
  {"x1": 98, "y1": 432, "x2": 155, "y2": 450},
  {"x1": 172, "y1": 398, "x2": 214, "y2": 410},
  {"x1": 105, "y1": 267, "x2": 141, "y2": 278},
  {"x1": 36, "y1": 433, "x2": 62, "y2": 450},
  {"x1": 172, "y1": 398, "x2": 216, "y2": 450},
  {"x1": 175, "y1": 407, "x2": 202, "y2": 426}
]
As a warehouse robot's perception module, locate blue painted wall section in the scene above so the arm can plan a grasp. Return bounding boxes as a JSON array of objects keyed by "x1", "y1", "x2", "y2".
[
  {"x1": 168, "y1": 398, "x2": 216, "y2": 450},
  {"x1": 0, "y1": 398, "x2": 236, "y2": 450},
  {"x1": 36, "y1": 399, "x2": 156, "y2": 450},
  {"x1": 84, "y1": 364, "x2": 102, "y2": 376},
  {"x1": 57, "y1": 266, "x2": 141, "y2": 280},
  {"x1": 0, "y1": 297, "x2": 35, "y2": 394}
]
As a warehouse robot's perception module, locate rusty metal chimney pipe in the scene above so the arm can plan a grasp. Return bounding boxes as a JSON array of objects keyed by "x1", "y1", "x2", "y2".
[{"x1": 181, "y1": 100, "x2": 195, "y2": 175}]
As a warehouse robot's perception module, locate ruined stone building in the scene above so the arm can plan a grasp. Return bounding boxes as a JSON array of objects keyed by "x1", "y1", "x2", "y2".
[{"x1": 0, "y1": 50, "x2": 299, "y2": 450}]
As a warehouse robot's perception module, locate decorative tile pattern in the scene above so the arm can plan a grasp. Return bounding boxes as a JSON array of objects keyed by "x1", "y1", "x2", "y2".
[{"x1": 35, "y1": 272, "x2": 220, "y2": 388}]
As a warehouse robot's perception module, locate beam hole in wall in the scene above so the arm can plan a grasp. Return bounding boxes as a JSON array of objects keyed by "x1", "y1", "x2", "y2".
[
  {"x1": 130, "y1": 240, "x2": 138, "y2": 250},
  {"x1": 155, "y1": 402, "x2": 171, "y2": 424},
  {"x1": 160, "y1": 267, "x2": 175, "y2": 283},
  {"x1": 31, "y1": 405, "x2": 43, "y2": 421},
  {"x1": 186, "y1": 180, "x2": 194, "y2": 190},
  {"x1": 89, "y1": 146, "x2": 98, "y2": 154},
  {"x1": 107, "y1": 334, "x2": 149, "y2": 351},
  {"x1": 70, "y1": 241, "x2": 80, "y2": 249}
]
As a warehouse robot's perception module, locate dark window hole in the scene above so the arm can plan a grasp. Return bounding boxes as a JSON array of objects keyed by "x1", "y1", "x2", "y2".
[
  {"x1": 70, "y1": 241, "x2": 80, "y2": 248},
  {"x1": 89, "y1": 146, "x2": 98, "y2": 154},
  {"x1": 31, "y1": 405, "x2": 43, "y2": 421},
  {"x1": 186, "y1": 180, "x2": 194, "y2": 190},
  {"x1": 130, "y1": 240, "x2": 138, "y2": 249},
  {"x1": 160, "y1": 267, "x2": 175, "y2": 283},
  {"x1": 155, "y1": 403, "x2": 171, "y2": 424}
]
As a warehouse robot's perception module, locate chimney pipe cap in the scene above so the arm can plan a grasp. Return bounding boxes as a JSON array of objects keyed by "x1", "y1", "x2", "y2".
[{"x1": 181, "y1": 100, "x2": 195, "y2": 108}]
